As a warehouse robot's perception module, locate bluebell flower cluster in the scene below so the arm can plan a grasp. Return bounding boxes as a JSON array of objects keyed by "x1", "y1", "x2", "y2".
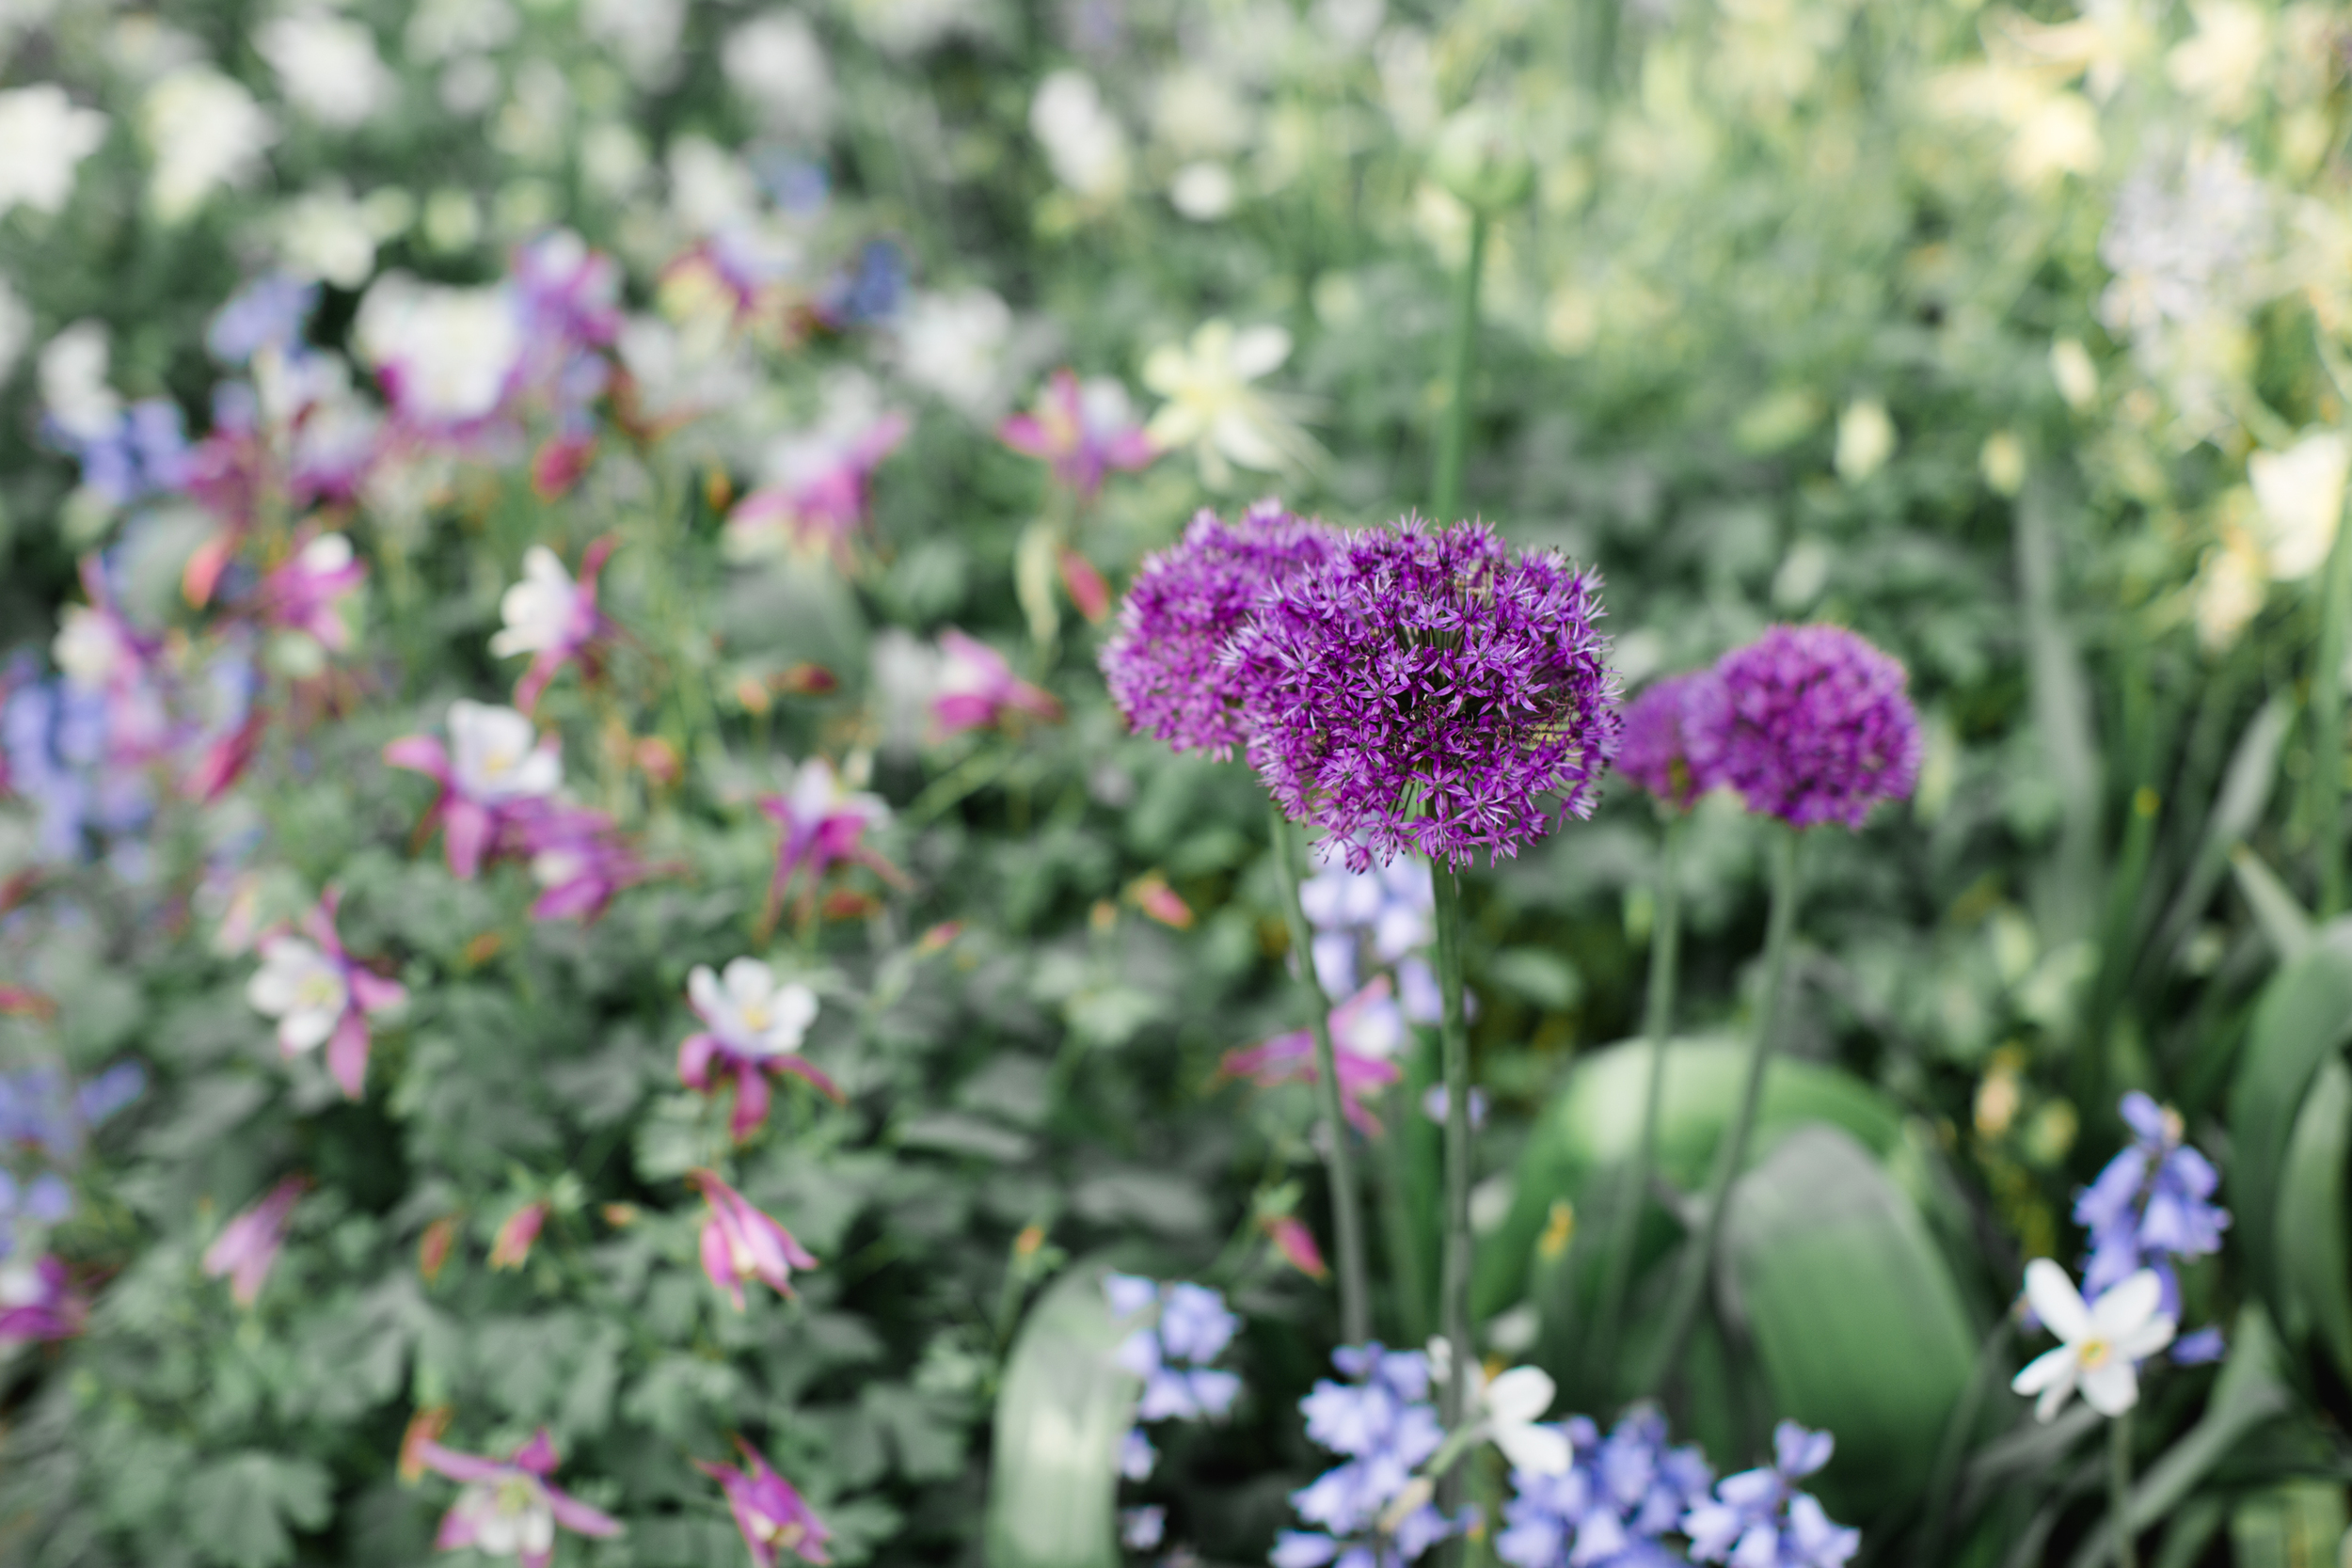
[
  {"x1": 1497, "y1": 1404, "x2": 1712, "y2": 1568},
  {"x1": 2074, "y1": 1092, "x2": 2230, "y2": 1361},
  {"x1": 1270, "y1": 1344, "x2": 1462, "y2": 1568},
  {"x1": 1682, "y1": 1422, "x2": 1858, "y2": 1568},
  {"x1": 1299, "y1": 853, "x2": 1440, "y2": 1022},
  {"x1": 0, "y1": 1061, "x2": 144, "y2": 1258},
  {"x1": 56, "y1": 400, "x2": 192, "y2": 509},
  {"x1": 2, "y1": 654, "x2": 154, "y2": 864},
  {"x1": 1104, "y1": 1276, "x2": 1244, "y2": 1558}
]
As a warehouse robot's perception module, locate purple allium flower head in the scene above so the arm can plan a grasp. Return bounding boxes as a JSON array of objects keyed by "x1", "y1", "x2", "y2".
[
  {"x1": 1617, "y1": 671, "x2": 1730, "y2": 811},
  {"x1": 1099, "y1": 499, "x2": 1338, "y2": 759},
  {"x1": 1711, "y1": 625, "x2": 1920, "y2": 830},
  {"x1": 1228, "y1": 519, "x2": 1621, "y2": 870}
]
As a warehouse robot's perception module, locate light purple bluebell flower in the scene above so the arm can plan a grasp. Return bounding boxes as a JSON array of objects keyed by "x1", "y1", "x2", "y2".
[
  {"x1": 1272, "y1": 1344, "x2": 1463, "y2": 1568},
  {"x1": 1497, "y1": 1403, "x2": 1713, "y2": 1568},
  {"x1": 1681, "y1": 1421, "x2": 1857, "y2": 1568}
]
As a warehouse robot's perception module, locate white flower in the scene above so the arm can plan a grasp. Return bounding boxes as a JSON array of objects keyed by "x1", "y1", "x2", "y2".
[
  {"x1": 1480, "y1": 1365, "x2": 1573, "y2": 1475},
  {"x1": 247, "y1": 936, "x2": 349, "y2": 1054},
  {"x1": 278, "y1": 185, "x2": 379, "y2": 289},
  {"x1": 355, "y1": 275, "x2": 521, "y2": 426},
  {"x1": 2192, "y1": 533, "x2": 2266, "y2": 652},
  {"x1": 724, "y1": 13, "x2": 834, "y2": 137},
  {"x1": 583, "y1": 0, "x2": 685, "y2": 85},
  {"x1": 2249, "y1": 431, "x2": 2349, "y2": 581},
  {"x1": 490, "y1": 546, "x2": 582, "y2": 659},
  {"x1": 1141, "y1": 320, "x2": 1316, "y2": 488},
  {"x1": 0, "y1": 85, "x2": 107, "y2": 217},
  {"x1": 1169, "y1": 162, "x2": 1237, "y2": 222},
  {"x1": 142, "y1": 68, "x2": 277, "y2": 224},
  {"x1": 53, "y1": 606, "x2": 132, "y2": 689},
  {"x1": 447, "y1": 699, "x2": 561, "y2": 802},
  {"x1": 1835, "y1": 399, "x2": 1897, "y2": 482},
  {"x1": 256, "y1": 11, "x2": 394, "y2": 129},
  {"x1": 667, "y1": 135, "x2": 760, "y2": 234},
  {"x1": 895, "y1": 289, "x2": 1013, "y2": 419},
  {"x1": 1030, "y1": 71, "x2": 1129, "y2": 203},
  {"x1": 449, "y1": 1481, "x2": 557, "y2": 1561},
  {"x1": 689, "y1": 958, "x2": 820, "y2": 1059},
  {"x1": 39, "y1": 320, "x2": 118, "y2": 445},
  {"x1": 2011, "y1": 1259, "x2": 2175, "y2": 1422}
]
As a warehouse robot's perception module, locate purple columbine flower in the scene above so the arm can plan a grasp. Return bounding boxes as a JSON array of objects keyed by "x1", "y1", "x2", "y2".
[
  {"x1": 254, "y1": 531, "x2": 366, "y2": 665},
  {"x1": 1682, "y1": 1421, "x2": 1858, "y2": 1568},
  {"x1": 678, "y1": 958, "x2": 844, "y2": 1142},
  {"x1": 1496, "y1": 1403, "x2": 1713, "y2": 1568},
  {"x1": 406, "y1": 1427, "x2": 623, "y2": 1567},
  {"x1": 1616, "y1": 670, "x2": 1731, "y2": 811},
  {"x1": 1228, "y1": 518, "x2": 1622, "y2": 871},
  {"x1": 1273, "y1": 1343, "x2": 1463, "y2": 1568},
  {"x1": 2074, "y1": 1092, "x2": 2230, "y2": 1322},
  {"x1": 384, "y1": 701, "x2": 564, "y2": 879},
  {"x1": 932, "y1": 630, "x2": 1063, "y2": 736},
  {"x1": 758, "y1": 757, "x2": 898, "y2": 932},
  {"x1": 690, "y1": 1168, "x2": 819, "y2": 1308},
  {"x1": 1710, "y1": 626, "x2": 1919, "y2": 830},
  {"x1": 202, "y1": 1175, "x2": 306, "y2": 1307},
  {"x1": 0, "y1": 1255, "x2": 85, "y2": 1345},
  {"x1": 999, "y1": 369, "x2": 1158, "y2": 500},
  {"x1": 512, "y1": 800, "x2": 652, "y2": 924},
  {"x1": 1218, "y1": 978, "x2": 1406, "y2": 1135},
  {"x1": 489, "y1": 538, "x2": 617, "y2": 715},
  {"x1": 245, "y1": 888, "x2": 407, "y2": 1100},
  {"x1": 697, "y1": 1436, "x2": 833, "y2": 1566},
  {"x1": 1099, "y1": 499, "x2": 1338, "y2": 760}
]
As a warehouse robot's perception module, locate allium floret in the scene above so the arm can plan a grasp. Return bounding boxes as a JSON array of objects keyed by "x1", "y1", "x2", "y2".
[
  {"x1": 1099, "y1": 499, "x2": 1337, "y2": 759},
  {"x1": 1229, "y1": 518, "x2": 1621, "y2": 870},
  {"x1": 1711, "y1": 625, "x2": 1919, "y2": 830}
]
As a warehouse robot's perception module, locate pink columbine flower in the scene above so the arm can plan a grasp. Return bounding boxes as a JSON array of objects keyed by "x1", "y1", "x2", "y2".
[
  {"x1": 385, "y1": 701, "x2": 564, "y2": 879},
  {"x1": 203, "y1": 1176, "x2": 305, "y2": 1307},
  {"x1": 931, "y1": 629, "x2": 1063, "y2": 736},
  {"x1": 0, "y1": 1256, "x2": 86, "y2": 1345},
  {"x1": 689, "y1": 1168, "x2": 818, "y2": 1308},
  {"x1": 245, "y1": 890, "x2": 406, "y2": 1099},
  {"x1": 758, "y1": 757, "x2": 896, "y2": 931},
  {"x1": 1261, "y1": 1214, "x2": 1329, "y2": 1281},
  {"x1": 723, "y1": 412, "x2": 911, "y2": 568},
  {"x1": 489, "y1": 538, "x2": 616, "y2": 714},
  {"x1": 679, "y1": 959, "x2": 842, "y2": 1142},
  {"x1": 998, "y1": 369, "x2": 1157, "y2": 501},
  {"x1": 488, "y1": 1201, "x2": 549, "y2": 1271},
  {"x1": 514, "y1": 801, "x2": 650, "y2": 924},
  {"x1": 256, "y1": 531, "x2": 366, "y2": 661},
  {"x1": 698, "y1": 1437, "x2": 834, "y2": 1567},
  {"x1": 406, "y1": 1427, "x2": 622, "y2": 1567},
  {"x1": 1217, "y1": 978, "x2": 1406, "y2": 1135}
]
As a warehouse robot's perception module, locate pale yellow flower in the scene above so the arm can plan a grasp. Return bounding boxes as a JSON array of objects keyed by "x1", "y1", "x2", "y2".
[{"x1": 1140, "y1": 320, "x2": 1317, "y2": 488}]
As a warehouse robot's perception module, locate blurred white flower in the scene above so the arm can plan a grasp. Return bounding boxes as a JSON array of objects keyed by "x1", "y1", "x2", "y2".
[
  {"x1": 1030, "y1": 71, "x2": 1129, "y2": 203},
  {"x1": 257, "y1": 10, "x2": 395, "y2": 129},
  {"x1": 143, "y1": 67, "x2": 276, "y2": 223},
  {"x1": 2011, "y1": 1260, "x2": 2173, "y2": 1421},
  {"x1": 2192, "y1": 531, "x2": 2266, "y2": 651},
  {"x1": 725, "y1": 12, "x2": 834, "y2": 139},
  {"x1": 1481, "y1": 1366, "x2": 1572, "y2": 1476},
  {"x1": 0, "y1": 85, "x2": 107, "y2": 217},
  {"x1": 1313, "y1": 0, "x2": 1386, "y2": 48},
  {"x1": 355, "y1": 274, "x2": 521, "y2": 428},
  {"x1": 1168, "y1": 162, "x2": 1237, "y2": 222},
  {"x1": 669, "y1": 135, "x2": 761, "y2": 234},
  {"x1": 246, "y1": 936, "x2": 349, "y2": 1054},
  {"x1": 2166, "y1": 0, "x2": 2265, "y2": 119},
  {"x1": 2098, "y1": 142, "x2": 2271, "y2": 340},
  {"x1": 2049, "y1": 338, "x2": 2099, "y2": 409},
  {"x1": 1835, "y1": 398, "x2": 1897, "y2": 482},
  {"x1": 895, "y1": 288, "x2": 1012, "y2": 419},
  {"x1": 491, "y1": 546, "x2": 582, "y2": 659},
  {"x1": 39, "y1": 321, "x2": 118, "y2": 445},
  {"x1": 583, "y1": 0, "x2": 684, "y2": 86},
  {"x1": 1141, "y1": 320, "x2": 1316, "y2": 488},
  {"x1": 1153, "y1": 68, "x2": 1250, "y2": 159},
  {"x1": 405, "y1": 0, "x2": 518, "y2": 61},
  {"x1": 447, "y1": 699, "x2": 561, "y2": 802},
  {"x1": 278, "y1": 185, "x2": 379, "y2": 289},
  {"x1": 2249, "y1": 431, "x2": 2349, "y2": 580}
]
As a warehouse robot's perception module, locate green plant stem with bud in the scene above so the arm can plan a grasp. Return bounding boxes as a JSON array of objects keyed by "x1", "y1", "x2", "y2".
[
  {"x1": 1267, "y1": 801, "x2": 1372, "y2": 1349},
  {"x1": 1592, "y1": 811, "x2": 1685, "y2": 1391},
  {"x1": 1431, "y1": 211, "x2": 1489, "y2": 525},
  {"x1": 2313, "y1": 489, "x2": 2352, "y2": 917},
  {"x1": 2108, "y1": 1409, "x2": 2137, "y2": 1568},
  {"x1": 1646, "y1": 825, "x2": 1804, "y2": 1394},
  {"x1": 1429, "y1": 862, "x2": 1477, "y2": 1523}
]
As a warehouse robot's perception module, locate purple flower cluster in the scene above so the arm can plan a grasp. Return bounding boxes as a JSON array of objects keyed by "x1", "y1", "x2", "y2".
[
  {"x1": 1298, "y1": 851, "x2": 1440, "y2": 1022},
  {"x1": 1710, "y1": 626, "x2": 1919, "y2": 830},
  {"x1": 1497, "y1": 1403, "x2": 1713, "y2": 1568},
  {"x1": 2075, "y1": 1092, "x2": 2230, "y2": 1359},
  {"x1": 1099, "y1": 500, "x2": 1338, "y2": 759},
  {"x1": 1228, "y1": 519, "x2": 1621, "y2": 870},
  {"x1": 1107, "y1": 1274, "x2": 1244, "y2": 1487},
  {"x1": 1271, "y1": 1344, "x2": 1463, "y2": 1568},
  {"x1": 1617, "y1": 672, "x2": 1730, "y2": 812},
  {"x1": 1683, "y1": 1422, "x2": 1858, "y2": 1568}
]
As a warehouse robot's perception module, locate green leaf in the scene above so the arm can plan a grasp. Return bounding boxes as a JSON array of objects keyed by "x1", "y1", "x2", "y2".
[
  {"x1": 2153, "y1": 694, "x2": 2294, "y2": 967},
  {"x1": 1724, "y1": 1126, "x2": 1979, "y2": 1518},
  {"x1": 2227, "y1": 923, "x2": 2352, "y2": 1308},
  {"x1": 187, "y1": 1452, "x2": 331, "y2": 1568},
  {"x1": 2276, "y1": 1057, "x2": 2352, "y2": 1383},
  {"x1": 1476, "y1": 1036, "x2": 1907, "y2": 1318},
  {"x1": 2227, "y1": 1481, "x2": 2347, "y2": 1568},
  {"x1": 2228, "y1": 846, "x2": 2313, "y2": 962},
  {"x1": 985, "y1": 1262, "x2": 1136, "y2": 1568}
]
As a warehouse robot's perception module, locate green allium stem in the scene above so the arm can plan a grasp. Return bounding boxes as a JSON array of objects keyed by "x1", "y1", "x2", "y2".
[
  {"x1": 2109, "y1": 1408, "x2": 2137, "y2": 1568},
  {"x1": 2313, "y1": 487, "x2": 2352, "y2": 917},
  {"x1": 1431, "y1": 211, "x2": 1489, "y2": 524},
  {"x1": 1646, "y1": 825, "x2": 1803, "y2": 1394},
  {"x1": 1430, "y1": 863, "x2": 1476, "y2": 1497},
  {"x1": 1268, "y1": 800, "x2": 1372, "y2": 1350}
]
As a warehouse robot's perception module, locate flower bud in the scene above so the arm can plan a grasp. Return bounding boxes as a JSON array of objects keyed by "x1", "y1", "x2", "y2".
[{"x1": 1428, "y1": 103, "x2": 1534, "y2": 214}]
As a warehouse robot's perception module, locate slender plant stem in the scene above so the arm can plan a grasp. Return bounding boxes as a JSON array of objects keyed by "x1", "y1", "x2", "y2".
[
  {"x1": 1429, "y1": 863, "x2": 1476, "y2": 1449},
  {"x1": 1645, "y1": 826, "x2": 1804, "y2": 1394},
  {"x1": 2108, "y1": 1409, "x2": 2137, "y2": 1568},
  {"x1": 2313, "y1": 488, "x2": 2352, "y2": 916},
  {"x1": 1592, "y1": 811, "x2": 1685, "y2": 1392},
  {"x1": 1430, "y1": 211, "x2": 1490, "y2": 523},
  {"x1": 1266, "y1": 800, "x2": 1371, "y2": 1349}
]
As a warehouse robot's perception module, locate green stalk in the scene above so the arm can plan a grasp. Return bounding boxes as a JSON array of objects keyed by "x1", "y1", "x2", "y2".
[
  {"x1": 1430, "y1": 211, "x2": 1490, "y2": 523},
  {"x1": 1645, "y1": 826, "x2": 1803, "y2": 1394},
  {"x1": 2312, "y1": 490, "x2": 2352, "y2": 917},
  {"x1": 2108, "y1": 1409, "x2": 2137, "y2": 1568},
  {"x1": 1591, "y1": 811, "x2": 1685, "y2": 1393},
  {"x1": 1267, "y1": 801, "x2": 1372, "y2": 1349},
  {"x1": 1429, "y1": 863, "x2": 1477, "y2": 1465}
]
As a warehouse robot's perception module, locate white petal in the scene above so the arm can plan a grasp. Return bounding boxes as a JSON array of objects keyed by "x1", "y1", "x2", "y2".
[
  {"x1": 723, "y1": 958, "x2": 776, "y2": 1010},
  {"x1": 1495, "y1": 1421, "x2": 1573, "y2": 1477},
  {"x1": 2090, "y1": 1271, "x2": 2164, "y2": 1338},
  {"x1": 2024, "y1": 1259, "x2": 2093, "y2": 1344},
  {"x1": 1228, "y1": 324, "x2": 1291, "y2": 380},
  {"x1": 687, "y1": 965, "x2": 724, "y2": 1020},
  {"x1": 2113, "y1": 1313, "x2": 2176, "y2": 1362},
  {"x1": 2080, "y1": 1357, "x2": 2140, "y2": 1417},
  {"x1": 2011, "y1": 1344, "x2": 2080, "y2": 1396},
  {"x1": 1483, "y1": 1366, "x2": 1556, "y2": 1425},
  {"x1": 2036, "y1": 1378, "x2": 2075, "y2": 1423},
  {"x1": 279, "y1": 1006, "x2": 337, "y2": 1054}
]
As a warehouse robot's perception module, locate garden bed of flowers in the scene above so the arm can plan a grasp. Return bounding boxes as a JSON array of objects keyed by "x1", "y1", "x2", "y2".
[{"x1": 3, "y1": 3, "x2": 2352, "y2": 1567}]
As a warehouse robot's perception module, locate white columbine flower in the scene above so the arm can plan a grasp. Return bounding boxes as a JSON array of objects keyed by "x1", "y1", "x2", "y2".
[
  {"x1": 355, "y1": 275, "x2": 522, "y2": 427},
  {"x1": 142, "y1": 68, "x2": 278, "y2": 224},
  {"x1": 447, "y1": 699, "x2": 561, "y2": 802},
  {"x1": 2011, "y1": 1259, "x2": 2175, "y2": 1422},
  {"x1": 246, "y1": 937, "x2": 349, "y2": 1054},
  {"x1": 689, "y1": 958, "x2": 820, "y2": 1059},
  {"x1": 39, "y1": 320, "x2": 119, "y2": 445},
  {"x1": 489, "y1": 546, "x2": 582, "y2": 659},
  {"x1": 1141, "y1": 320, "x2": 1315, "y2": 488},
  {"x1": 1030, "y1": 71, "x2": 1129, "y2": 203},
  {"x1": 2249, "y1": 430, "x2": 2350, "y2": 581},
  {"x1": 723, "y1": 12, "x2": 834, "y2": 137},
  {"x1": 0, "y1": 85, "x2": 108, "y2": 218},
  {"x1": 256, "y1": 11, "x2": 395, "y2": 129}
]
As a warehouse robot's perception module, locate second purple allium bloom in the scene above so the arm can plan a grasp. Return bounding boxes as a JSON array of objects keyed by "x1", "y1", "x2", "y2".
[
  {"x1": 1617, "y1": 670, "x2": 1730, "y2": 811},
  {"x1": 1711, "y1": 625, "x2": 1920, "y2": 830},
  {"x1": 1228, "y1": 518, "x2": 1620, "y2": 870}
]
